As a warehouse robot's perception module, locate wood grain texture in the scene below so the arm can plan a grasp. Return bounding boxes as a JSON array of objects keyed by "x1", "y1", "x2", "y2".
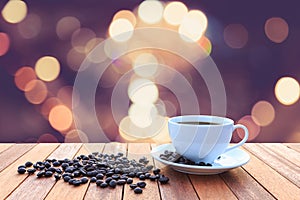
[
  {"x1": 151, "y1": 144, "x2": 199, "y2": 200},
  {"x1": 123, "y1": 143, "x2": 160, "y2": 200},
  {"x1": 220, "y1": 168, "x2": 275, "y2": 200},
  {"x1": 189, "y1": 175, "x2": 237, "y2": 200},
  {"x1": 0, "y1": 143, "x2": 59, "y2": 199},
  {"x1": 6, "y1": 143, "x2": 82, "y2": 200},
  {"x1": 0, "y1": 143, "x2": 14, "y2": 154},
  {"x1": 0, "y1": 144, "x2": 36, "y2": 172},
  {"x1": 262, "y1": 143, "x2": 300, "y2": 167},
  {"x1": 45, "y1": 144, "x2": 105, "y2": 200},
  {"x1": 284, "y1": 143, "x2": 300, "y2": 153},
  {"x1": 84, "y1": 143, "x2": 127, "y2": 200},
  {"x1": 241, "y1": 147, "x2": 300, "y2": 200},
  {"x1": 244, "y1": 143, "x2": 300, "y2": 187}
]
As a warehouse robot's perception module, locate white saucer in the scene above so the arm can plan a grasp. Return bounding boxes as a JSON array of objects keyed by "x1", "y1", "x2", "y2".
[{"x1": 151, "y1": 143, "x2": 250, "y2": 175}]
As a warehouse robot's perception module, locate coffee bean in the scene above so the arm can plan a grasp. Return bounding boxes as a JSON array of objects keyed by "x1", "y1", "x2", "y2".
[
  {"x1": 134, "y1": 187, "x2": 143, "y2": 194},
  {"x1": 137, "y1": 181, "x2": 146, "y2": 188},
  {"x1": 149, "y1": 175, "x2": 157, "y2": 181},
  {"x1": 53, "y1": 161, "x2": 61, "y2": 167},
  {"x1": 25, "y1": 161, "x2": 33, "y2": 167},
  {"x1": 18, "y1": 165, "x2": 26, "y2": 169},
  {"x1": 90, "y1": 177, "x2": 97, "y2": 183},
  {"x1": 54, "y1": 174, "x2": 61, "y2": 181},
  {"x1": 117, "y1": 179, "x2": 126, "y2": 185},
  {"x1": 96, "y1": 173, "x2": 104, "y2": 179},
  {"x1": 109, "y1": 180, "x2": 117, "y2": 188},
  {"x1": 17, "y1": 167, "x2": 26, "y2": 174},
  {"x1": 128, "y1": 172, "x2": 135, "y2": 178},
  {"x1": 73, "y1": 180, "x2": 81, "y2": 186},
  {"x1": 100, "y1": 182, "x2": 108, "y2": 188},
  {"x1": 126, "y1": 178, "x2": 133, "y2": 184},
  {"x1": 45, "y1": 171, "x2": 53, "y2": 177},
  {"x1": 37, "y1": 171, "x2": 45, "y2": 178},
  {"x1": 112, "y1": 174, "x2": 120, "y2": 180},
  {"x1": 27, "y1": 168, "x2": 36, "y2": 174},
  {"x1": 63, "y1": 176, "x2": 71, "y2": 182},
  {"x1": 80, "y1": 177, "x2": 89, "y2": 184},
  {"x1": 153, "y1": 168, "x2": 161, "y2": 175},
  {"x1": 69, "y1": 179, "x2": 75, "y2": 185},
  {"x1": 139, "y1": 175, "x2": 146, "y2": 180},
  {"x1": 159, "y1": 175, "x2": 169, "y2": 184},
  {"x1": 96, "y1": 180, "x2": 103, "y2": 186},
  {"x1": 130, "y1": 183, "x2": 138, "y2": 189}
]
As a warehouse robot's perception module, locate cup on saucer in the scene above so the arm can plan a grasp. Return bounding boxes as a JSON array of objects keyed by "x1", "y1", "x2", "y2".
[{"x1": 168, "y1": 115, "x2": 249, "y2": 163}]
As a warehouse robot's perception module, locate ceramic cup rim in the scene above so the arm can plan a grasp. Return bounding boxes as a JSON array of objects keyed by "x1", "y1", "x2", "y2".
[{"x1": 168, "y1": 115, "x2": 234, "y2": 127}]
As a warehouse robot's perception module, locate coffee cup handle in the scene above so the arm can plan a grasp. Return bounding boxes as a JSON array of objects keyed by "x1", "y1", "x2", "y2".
[{"x1": 224, "y1": 124, "x2": 249, "y2": 153}]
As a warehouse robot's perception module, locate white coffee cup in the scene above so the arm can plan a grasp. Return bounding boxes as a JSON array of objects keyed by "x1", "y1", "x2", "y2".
[{"x1": 168, "y1": 115, "x2": 249, "y2": 163}]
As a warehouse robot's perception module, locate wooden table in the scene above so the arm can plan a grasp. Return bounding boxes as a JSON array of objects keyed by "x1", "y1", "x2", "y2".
[{"x1": 0, "y1": 143, "x2": 299, "y2": 200}]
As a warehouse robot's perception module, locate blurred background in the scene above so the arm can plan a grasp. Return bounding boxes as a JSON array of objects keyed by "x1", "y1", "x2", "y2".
[{"x1": 0, "y1": 0, "x2": 300, "y2": 143}]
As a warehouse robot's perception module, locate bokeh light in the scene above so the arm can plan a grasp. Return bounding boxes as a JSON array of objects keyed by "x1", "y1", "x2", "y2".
[
  {"x1": 35, "y1": 56, "x2": 60, "y2": 82},
  {"x1": 56, "y1": 16, "x2": 81, "y2": 40},
  {"x1": 275, "y1": 77, "x2": 300, "y2": 105},
  {"x1": 128, "y1": 78, "x2": 159, "y2": 104},
  {"x1": 66, "y1": 48, "x2": 85, "y2": 71},
  {"x1": 113, "y1": 10, "x2": 137, "y2": 27},
  {"x1": 224, "y1": 24, "x2": 248, "y2": 48},
  {"x1": 24, "y1": 80, "x2": 48, "y2": 104},
  {"x1": 14, "y1": 66, "x2": 37, "y2": 91},
  {"x1": 41, "y1": 97, "x2": 62, "y2": 117},
  {"x1": 179, "y1": 10, "x2": 208, "y2": 42},
  {"x1": 85, "y1": 37, "x2": 103, "y2": 54},
  {"x1": 109, "y1": 19, "x2": 134, "y2": 42},
  {"x1": 71, "y1": 28, "x2": 96, "y2": 53},
  {"x1": 265, "y1": 17, "x2": 289, "y2": 43},
  {"x1": 138, "y1": 0, "x2": 164, "y2": 24},
  {"x1": 64, "y1": 129, "x2": 89, "y2": 143},
  {"x1": 128, "y1": 103, "x2": 158, "y2": 128},
  {"x1": 17, "y1": 13, "x2": 42, "y2": 39},
  {"x1": 1, "y1": 0, "x2": 28, "y2": 24},
  {"x1": 163, "y1": 1, "x2": 188, "y2": 26},
  {"x1": 49, "y1": 105, "x2": 73, "y2": 132},
  {"x1": 0, "y1": 32, "x2": 10, "y2": 56},
  {"x1": 251, "y1": 100, "x2": 275, "y2": 126},
  {"x1": 133, "y1": 53, "x2": 158, "y2": 78},
  {"x1": 237, "y1": 115, "x2": 261, "y2": 141}
]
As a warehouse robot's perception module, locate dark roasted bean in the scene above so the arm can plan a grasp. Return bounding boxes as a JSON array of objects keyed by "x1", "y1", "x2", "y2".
[
  {"x1": 90, "y1": 177, "x2": 97, "y2": 183},
  {"x1": 126, "y1": 178, "x2": 133, "y2": 184},
  {"x1": 149, "y1": 175, "x2": 157, "y2": 181},
  {"x1": 61, "y1": 163, "x2": 69, "y2": 169},
  {"x1": 96, "y1": 180, "x2": 103, "y2": 186},
  {"x1": 130, "y1": 183, "x2": 137, "y2": 189},
  {"x1": 96, "y1": 173, "x2": 104, "y2": 179},
  {"x1": 45, "y1": 171, "x2": 53, "y2": 177},
  {"x1": 153, "y1": 168, "x2": 161, "y2": 175},
  {"x1": 106, "y1": 171, "x2": 114, "y2": 177},
  {"x1": 134, "y1": 187, "x2": 143, "y2": 194},
  {"x1": 56, "y1": 168, "x2": 62, "y2": 174},
  {"x1": 80, "y1": 177, "x2": 89, "y2": 184},
  {"x1": 44, "y1": 162, "x2": 51, "y2": 168},
  {"x1": 112, "y1": 174, "x2": 120, "y2": 180},
  {"x1": 137, "y1": 181, "x2": 146, "y2": 188},
  {"x1": 158, "y1": 175, "x2": 169, "y2": 184},
  {"x1": 73, "y1": 180, "x2": 81, "y2": 186},
  {"x1": 136, "y1": 172, "x2": 143, "y2": 178},
  {"x1": 144, "y1": 173, "x2": 151, "y2": 178},
  {"x1": 54, "y1": 174, "x2": 61, "y2": 181},
  {"x1": 139, "y1": 175, "x2": 146, "y2": 180},
  {"x1": 25, "y1": 161, "x2": 33, "y2": 167},
  {"x1": 63, "y1": 175, "x2": 71, "y2": 182},
  {"x1": 69, "y1": 179, "x2": 75, "y2": 185},
  {"x1": 128, "y1": 172, "x2": 135, "y2": 178},
  {"x1": 37, "y1": 171, "x2": 45, "y2": 178},
  {"x1": 17, "y1": 167, "x2": 26, "y2": 174},
  {"x1": 53, "y1": 161, "x2": 61, "y2": 167},
  {"x1": 105, "y1": 177, "x2": 113, "y2": 183},
  {"x1": 18, "y1": 165, "x2": 26, "y2": 169},
  {"x1": 48, "y1": 167, "x2": 56, "y2": 172},
  {"x1": 100, "y1": 182, "x2": 108, "y2": 188},
  {"x1": 27, "y1": 168, "x2": 36, "y2": 174},
  {"x1": 109, "y1": 180, "x2": 117, "y2": 188},
  {"x1": 117, "y1": 179, "x2": 126, "y2": 185},
  {"x1": 73, "y1": 170, "x2": 81, "y2": 177}
]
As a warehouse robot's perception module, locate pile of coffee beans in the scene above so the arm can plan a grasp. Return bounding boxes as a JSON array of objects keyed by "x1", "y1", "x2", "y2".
[
  {"x1": 159, "y1": 150, "x2": 214, "y2": 166},
  {"x1": 17, "y1": 152, "x2": 169, "y2": 194}
]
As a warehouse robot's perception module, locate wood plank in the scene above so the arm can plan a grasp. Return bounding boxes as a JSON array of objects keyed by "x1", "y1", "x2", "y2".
[
  {"x1": 0, "y1": 143, "x2": 14, "y2": 154},
  {"x1": 189, "y1": 175, "x2": 237, "y2": 200},
  {"x1": 0, "y1": 143, "x2": 59, "y2": 199},
  {"x1": 220, "y1": 168, "x2": 275, "y2": 200},
  {"x1": 123, "y1": 143, "x2": 160, "y2": 200},
  {"x1": 6, "y1": 143, "x2": 82, "y2": 200},
  {"x1": 241, "y1": 147, "x2": 300, "y2": 200},
  {"x1": 151, "y1": 144, "x2": 199, "y2": 200},
  {"x1": 0, "y1": 144, "x2": 36, "y2": 172},
  {"x1": 284, "y1": 143, "x2": 300, "y2": 153},
  {"x1": 262, "y1": 143, "x2": 300, "y2": 167},
  {"x1": 45, "y1": 143, "x2": 105, "y2": 200},
  {"x1": 84, "y1": 143, "x2": 127, "y2": 200},
  {"x1": 244, "y1": 143, "x2": 300, "y2": 187}
]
